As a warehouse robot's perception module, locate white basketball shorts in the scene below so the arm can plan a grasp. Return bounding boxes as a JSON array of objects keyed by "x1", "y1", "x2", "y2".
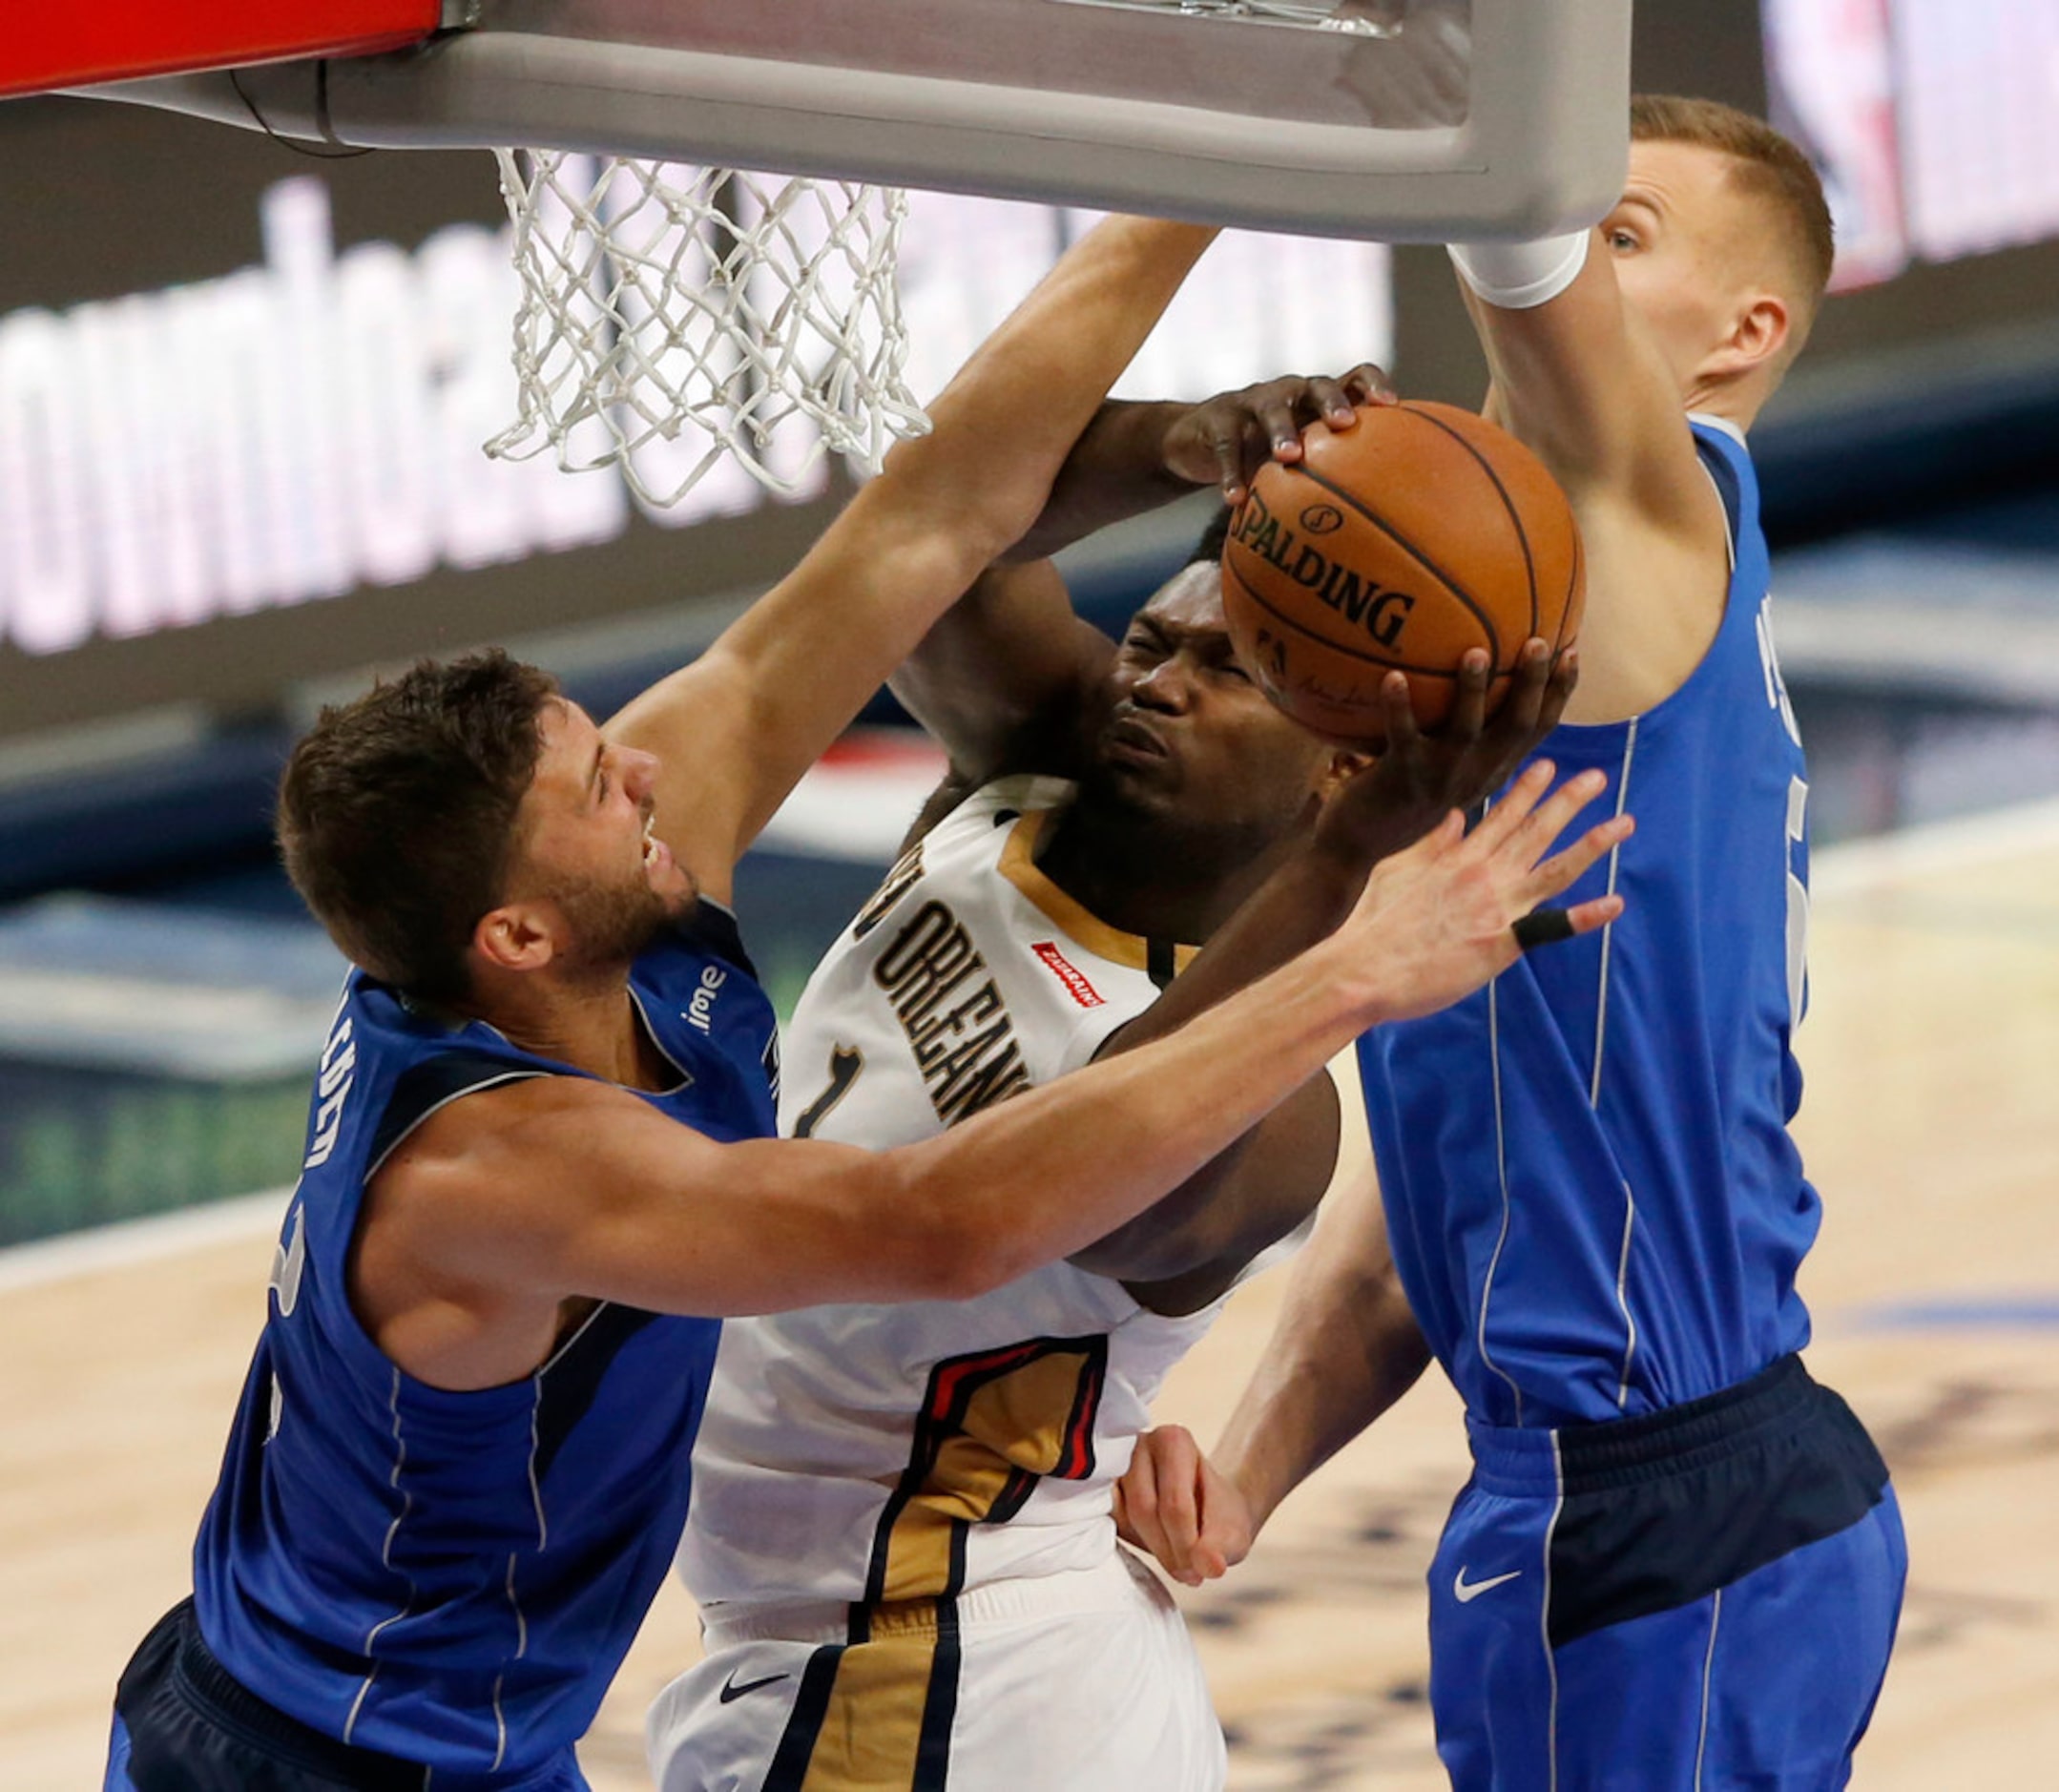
[{"x1": 647, "y1": 1549, "x2": 1225, "y2": 1792}]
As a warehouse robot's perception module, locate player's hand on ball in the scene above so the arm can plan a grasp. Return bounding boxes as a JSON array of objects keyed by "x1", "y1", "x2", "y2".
[
  {"x1": 1335, "y1": 759, "x2": 1632, "y2": 1026},
  {"x1": 1113, "y1": 1425, "x2": 1253, "y2": 1587},
  {"x1": 1315, "y1": 640, "x2": 1579, "y2": 868},
  {"x1": 1161, "y1": 364, "x2": 1397, "y2": 505}
]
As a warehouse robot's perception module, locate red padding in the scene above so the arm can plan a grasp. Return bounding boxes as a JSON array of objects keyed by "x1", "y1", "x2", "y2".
[{"x1": 3, "y1": 1, "x2": 443, "y2": 99}]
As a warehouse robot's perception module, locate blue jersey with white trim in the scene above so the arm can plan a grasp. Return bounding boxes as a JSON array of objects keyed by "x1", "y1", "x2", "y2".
[
  {"x1": 1360, "y1": 419, "x2": 1817, "y2": 1429},
  {"x1": 191, "y1": 905, "x2": 778, "y2": 1777}
]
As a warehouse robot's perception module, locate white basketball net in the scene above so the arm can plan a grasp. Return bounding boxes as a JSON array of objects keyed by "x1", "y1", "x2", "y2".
[{"x1": 488, "y1": 151, "x2": 931, "y2": 507}]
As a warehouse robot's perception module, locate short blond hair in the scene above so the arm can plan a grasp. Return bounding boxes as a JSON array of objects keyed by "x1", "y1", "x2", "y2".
[{"x1": 1632, "y1": 94, "x2": 1835, "y2": 330}]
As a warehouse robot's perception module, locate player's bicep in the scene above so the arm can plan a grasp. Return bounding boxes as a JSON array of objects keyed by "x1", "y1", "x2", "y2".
[
  {"x1": 1074, "y1": 1061, "x2": 1344, "y2": 1299},
  {"x1": 382, "y1": 1080, "x2": 942, "y2": 1319},
  {"x1": 890, "y1": 559, "x2": 1113, "y2": 783}
]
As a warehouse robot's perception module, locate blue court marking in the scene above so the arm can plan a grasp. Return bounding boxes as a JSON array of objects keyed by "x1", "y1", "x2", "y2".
[{"x1": 1849, "y1": 1297, "x2": 2059, "y2": 1331}]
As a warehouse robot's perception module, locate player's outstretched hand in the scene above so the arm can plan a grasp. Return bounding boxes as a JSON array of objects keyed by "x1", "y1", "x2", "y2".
[
  {"x1": 1315, "y1": 640, "x2": 1579, "y2": 870},
  {"x1": 1334, "y1": 758, "x2": 1631, "y2": 1027},
  {"x1": 1161, "y1": 365, "x2": 1398, "y2": 506},
  {"x1": 1113, "y1": 1425, "x2": 1254, "y2": 1588}
]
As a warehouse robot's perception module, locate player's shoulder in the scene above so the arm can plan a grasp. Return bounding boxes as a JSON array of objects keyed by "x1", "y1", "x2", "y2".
[
  {"x1": 971, "y1": 769, "x2": 1075, "y2": 819},
  {"x1": 918, "y1": 769, "x2": 1077, "y2": 843}
]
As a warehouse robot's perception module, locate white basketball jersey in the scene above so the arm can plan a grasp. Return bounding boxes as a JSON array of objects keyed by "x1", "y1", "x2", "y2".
[{"x1": 683, "y1": 775, "x2": 1232, "y2": 1614}]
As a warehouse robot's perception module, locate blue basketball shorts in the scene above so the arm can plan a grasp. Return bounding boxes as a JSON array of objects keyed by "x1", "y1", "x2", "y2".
[
  {"x1": 106, "y1": 1598, "x2": 588, "y2": 1792},
  {"x1": 1425, "y1": 1355, "x2": 1906, "y2": 1791}
]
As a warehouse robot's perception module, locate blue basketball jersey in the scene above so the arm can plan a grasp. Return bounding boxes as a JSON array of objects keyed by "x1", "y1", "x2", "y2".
[
  {"x1": 1361, "y1": 418, "x2": 1817, "y2": 1429},
  {"x1": 190, "y1": 904, "x2": 778, "y2": 1779}
]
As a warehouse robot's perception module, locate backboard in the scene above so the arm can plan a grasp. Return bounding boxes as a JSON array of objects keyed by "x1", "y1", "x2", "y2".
[
  {"x1": 60, "y1": 0, "x2": 1633, "y2": 241},
  {"x1": 1, "y1": 0, "x2": 442, "y2": 100}
]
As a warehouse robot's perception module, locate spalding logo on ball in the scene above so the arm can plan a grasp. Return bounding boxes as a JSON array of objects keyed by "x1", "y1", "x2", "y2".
[{"x1": 1221, "y1": 400, "x2": 1585, "y2": 746}]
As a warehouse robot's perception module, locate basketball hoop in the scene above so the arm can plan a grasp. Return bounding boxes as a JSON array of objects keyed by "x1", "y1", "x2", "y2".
[{"x1": 488, "y1": 151, "x2": 931, "y2": 508}]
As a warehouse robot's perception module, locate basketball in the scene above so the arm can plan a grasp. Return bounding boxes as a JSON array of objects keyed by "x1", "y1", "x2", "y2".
[{"x1": 1220, "y1": 401, "x2": 1585, "y2": 745}]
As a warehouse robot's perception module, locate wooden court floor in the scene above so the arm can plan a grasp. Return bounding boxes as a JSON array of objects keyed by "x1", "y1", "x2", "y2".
[{"x1": 5, "y1": 800, "x2": 2057, "y2": 1788}]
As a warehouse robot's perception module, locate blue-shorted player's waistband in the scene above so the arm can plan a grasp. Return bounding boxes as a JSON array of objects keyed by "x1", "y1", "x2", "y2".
[
  {"x1": 116, "y1": 1598, "x2": 573, "y2": 1792},
  {"x1": 1465, "y1": 1354, "x2": 1835, "y2": 1497}
]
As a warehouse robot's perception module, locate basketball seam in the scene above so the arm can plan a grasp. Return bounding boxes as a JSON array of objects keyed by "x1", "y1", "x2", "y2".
[
  {"x1": 1222, "y1": 559, "x2": 1509, "y2": 679},
  {"x1": 1401, "y1": 403, "x2": 1542, "y2": 641},
  {"x1": 1286, "y1": 460, "x2": 1507, "y2": 668},
  {"x1": 1554, "y1": 527, "x2": 1584, "y2": 653}
]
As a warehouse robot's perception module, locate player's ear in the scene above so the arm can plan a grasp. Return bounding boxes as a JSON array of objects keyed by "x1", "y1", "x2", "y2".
[
  {"x1": 1317, "y1": 747, "x2": 1374, "y2": 799},
  {"x1": 1711, "y1": 290, "x2": 1789, "y2": 383},
  {"x1": 473, "y1": 900, "x2": 559, "y2": 975}
]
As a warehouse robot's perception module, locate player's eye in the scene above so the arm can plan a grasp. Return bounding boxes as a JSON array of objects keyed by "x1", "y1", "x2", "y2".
[{"x1": 1606, "y1": 226, "x2": 1640, "y2": 253}]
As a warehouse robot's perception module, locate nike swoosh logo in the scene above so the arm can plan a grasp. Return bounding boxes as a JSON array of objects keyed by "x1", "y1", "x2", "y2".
[
  {"x1": 718, "y1": 1671, "x2": 791, "y2": 1704},
  {"x1": 1453, "y1": 1566, "x2": 1523, "y2": 1603}
]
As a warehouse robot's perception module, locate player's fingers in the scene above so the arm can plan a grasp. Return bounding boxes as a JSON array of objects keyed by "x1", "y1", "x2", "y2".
[
  {"x1": 1151, "y1": 1443, "x2": 1206, "y2": 1581},
  {"x1": 1495, "y1": 639, "x2": 1552, "y2": 735},
  {"x1": 1111, "y1": 1477, "x2": 1140, "y2": 1550},
  {"x1": 1343, "y1": 362, "x2": 1399, "y2": 406},
  {"x1": 1493, "y1": 765, "x2": 1612, "y2": 867},
  {"x1": 1375, "y1": 670, "x2": 1417, "y2": 759},
  {"x1": 1210, "y1": 428, "x2": 1248, "y2": 504},
  {"x1": 1256, "y1": 393, "x2": 1304, "y2": 463},
  {"x1": 1564, "y1": 892, "x2": 1626, "y2": 936},
  {"x1": 1521, "y1": 813, "x2": 1634, "y2": 906},
  {"x1": 1192, "y1": 1469, "x2": 1245, "y2": 1581},
  {"x1": 1446, "y1": 648, "x2": 1493, "y2": 741},
  {"x1": 1534, "y1": 646, "x2": 1580, "y2": 733},
  {"x1": 1461, "y1": 757, "x2": 1559, "y2": 853},
  {"x1": 1306, "y1": 374, "x2": 1360, "y2": 427}
]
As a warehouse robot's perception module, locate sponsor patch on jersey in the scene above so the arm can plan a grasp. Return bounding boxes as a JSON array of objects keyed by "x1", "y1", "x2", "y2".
[{"x1": 1030, "y1": 940, "x2": 1104, "y2": 1008}]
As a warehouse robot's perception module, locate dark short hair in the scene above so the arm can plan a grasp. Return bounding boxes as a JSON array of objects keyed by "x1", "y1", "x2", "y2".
[
  {"x1": 278, "y1": 650, "x2": 560, "y2": 1004},
  {"x1": 1632, "y1": 94, "x2": 1836, "y2": 331},
  {"x1": 1183, "y1": 500, "x2": 1236, "y2": 570}
]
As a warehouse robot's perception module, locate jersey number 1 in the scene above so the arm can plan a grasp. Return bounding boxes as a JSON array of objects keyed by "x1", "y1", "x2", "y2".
[{"x1": 793, "y1": 1045, "x2": 864, "y2": 1138}]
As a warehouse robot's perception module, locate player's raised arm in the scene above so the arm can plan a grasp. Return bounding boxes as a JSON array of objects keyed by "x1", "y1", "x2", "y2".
[
  {"x1": 602, "y1": 215, "x2": 1214, "y2": 900},
  {"x1": 888, "y1": 368, "x2": 1395, "y2": 789},
  {"x1": 359, "y1": 761, "x2": 1628, "y2": 1381},
  {"x1": 1447, "y1": 98, "x2": 1835, "y2": 724}
]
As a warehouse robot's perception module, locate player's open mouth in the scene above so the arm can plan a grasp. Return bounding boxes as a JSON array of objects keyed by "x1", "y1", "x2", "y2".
[{"x1": 642, "y1": 815, "x2": 672, "y2": 872}]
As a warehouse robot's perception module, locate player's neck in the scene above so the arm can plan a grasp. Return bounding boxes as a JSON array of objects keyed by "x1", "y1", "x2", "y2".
[
  {"x1": 1037, "y1": 802, "x2": 1291, "y2": 945},
  {"x1": 471, "y1": 972, "x2": 672, "y2": 1090},
  {"x1": 1682, "y1": 368, "x2": 1770, "y2": 432}
]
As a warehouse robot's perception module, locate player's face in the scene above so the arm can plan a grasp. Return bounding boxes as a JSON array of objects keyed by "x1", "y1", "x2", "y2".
[
  {"x1": 1603, "y1": 139, "x2": 1768, "y2": 395},
  {"x1": 508, "y1": 700, "x2": 697, "y2": 968},
  {"x1": 1086, "y1": 562, "x2": 1338, "y2": 834}
]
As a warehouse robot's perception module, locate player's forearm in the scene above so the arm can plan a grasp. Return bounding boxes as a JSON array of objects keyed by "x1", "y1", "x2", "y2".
[
  {"x1": 1102, "y1": 833, "x2": 1369, "y2": 1052},
  {"x1": 884, "y1": 933, "x2": 1392, "y2": 1299},
  {"x1": 1215, "y1": 1255, "x2": 1429, "y2": 1532},
  {"x1": 1007, "y1": 400, "x2": 1201, "y2": 563},
  {"x1": 878, "y1": 220, "x2": 1214, "y2": 563}
]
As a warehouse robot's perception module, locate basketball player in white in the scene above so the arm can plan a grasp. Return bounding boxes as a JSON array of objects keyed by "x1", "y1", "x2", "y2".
[{"x1": 647, "y1": 374, "x2": 1602, "y2": 1788}]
